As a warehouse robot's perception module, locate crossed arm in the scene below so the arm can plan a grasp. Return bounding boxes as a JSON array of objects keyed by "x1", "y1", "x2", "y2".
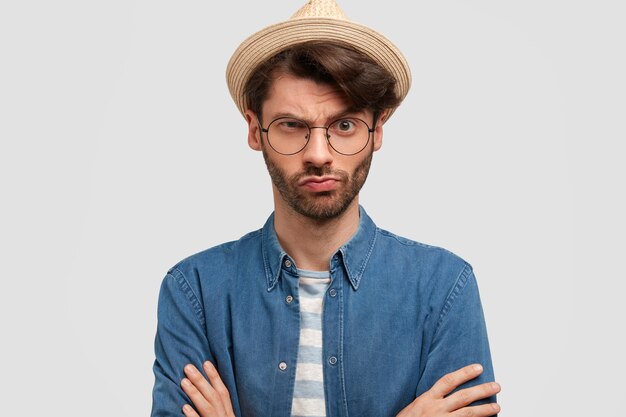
[
  {"x1": 179, "y1": 361, "x2": 500, "y2": 417},
  {"x1": 153, "y1": 266, "x2": 499, "y2": 416}
]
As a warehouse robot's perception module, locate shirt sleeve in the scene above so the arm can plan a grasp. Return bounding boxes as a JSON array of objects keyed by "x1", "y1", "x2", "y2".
[
  {"x1": 415, "y1": 265, "x2": 497, "y2": 412},
  {"x1": 150, "y1": 269, "x2": 212, "y2": 417}
]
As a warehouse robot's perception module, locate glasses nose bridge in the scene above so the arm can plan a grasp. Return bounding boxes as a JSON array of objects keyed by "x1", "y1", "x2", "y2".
[
  {"x1": 308, "y1": 125, "x2": 330, "y2": 141},
  {"x1": 302, "y1": 125, "x2": 333, "y2": 160}
]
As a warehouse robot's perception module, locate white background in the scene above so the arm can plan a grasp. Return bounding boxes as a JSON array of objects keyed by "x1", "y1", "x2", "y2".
[{"x1": 1, "y1": 0, "x2": 624, "y2": 415}]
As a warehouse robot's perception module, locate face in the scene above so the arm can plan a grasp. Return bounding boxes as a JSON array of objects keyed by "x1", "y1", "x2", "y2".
[{"x1": 246, "y1": 74, "x2": 384, "y2": 221}]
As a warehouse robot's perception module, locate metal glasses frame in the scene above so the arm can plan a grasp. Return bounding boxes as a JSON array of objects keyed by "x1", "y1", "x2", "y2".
[{"x1": 258, "y1": 116, "x2": 376, "y2": 156}]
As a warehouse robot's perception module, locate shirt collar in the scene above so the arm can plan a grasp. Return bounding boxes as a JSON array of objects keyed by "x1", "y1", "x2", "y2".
[{"x1": 261, "y1": 205, "x2": 377, "y2": 292}]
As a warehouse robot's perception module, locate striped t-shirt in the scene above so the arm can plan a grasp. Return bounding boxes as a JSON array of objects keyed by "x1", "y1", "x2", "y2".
[{"x1": 291, "y1": 268, "x2": 331, "y2": 417}]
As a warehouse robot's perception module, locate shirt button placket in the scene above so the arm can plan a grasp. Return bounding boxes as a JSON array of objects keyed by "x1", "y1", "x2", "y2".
[{"x1": 324, "y1": 258, "x2": 344, "y2": 417}]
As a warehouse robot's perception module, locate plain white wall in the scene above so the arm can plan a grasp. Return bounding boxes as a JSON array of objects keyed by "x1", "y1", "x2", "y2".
[{"x1": 1, "y1": 0, "x2": 624, "y2": 415}]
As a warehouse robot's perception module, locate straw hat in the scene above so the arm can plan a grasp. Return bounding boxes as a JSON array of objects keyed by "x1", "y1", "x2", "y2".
[{"x1": 226, "y1": 0, "x2": 411, "y2": 120}]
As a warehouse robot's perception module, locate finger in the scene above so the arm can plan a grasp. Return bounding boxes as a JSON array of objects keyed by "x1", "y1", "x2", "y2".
[
  {"x1": 184, "y1": 364, "x2": 226, "y2": 415},
  {"x1": 181, "y1": 378, "x2": 216, "y2": 416},
  {"x1": 445, "y1": 382, "x2": 501, "y2": 411},
  {"x1": 451, "y1": 402, "x2": 501, "y2": 417},
  {"x1": 182, "y1": 404, "x2": 201, "y2": 417},
  {"x1": 429, "y1": 364, "x2": 484, "y2": 398},
  {"x1": 203, "y1": 361, "x2": 235, "y2": 416}
]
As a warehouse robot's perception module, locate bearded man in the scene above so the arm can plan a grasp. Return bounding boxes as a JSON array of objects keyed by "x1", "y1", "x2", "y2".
[{"x1": 151, "y1": 1, "x2": 500, "y2": 416}]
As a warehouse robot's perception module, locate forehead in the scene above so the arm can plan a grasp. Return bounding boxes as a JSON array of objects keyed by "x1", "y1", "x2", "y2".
[{"x1": 262, "y1": 73, "x2": 357, "y2": 121}]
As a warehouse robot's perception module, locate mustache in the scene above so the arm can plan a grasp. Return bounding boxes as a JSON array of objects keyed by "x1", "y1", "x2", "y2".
[{"x1": 291, "y1": 165, "x2": 348, "y2": 181}]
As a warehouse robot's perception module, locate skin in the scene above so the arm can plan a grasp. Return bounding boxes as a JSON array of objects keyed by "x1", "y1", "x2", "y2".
[
  {"x1": 180, "y1": 74, "x2": 501, "y2": 416},
  {"x1": 247, "y1": 73, "x2": 384, "y2": 270}
]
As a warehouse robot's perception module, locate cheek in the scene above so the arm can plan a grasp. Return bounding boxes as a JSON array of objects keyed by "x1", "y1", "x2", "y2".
[
  {"x1": 275, "y1": 157, "x2": 300, "y2": 173},
  {"x1": 351, "y1": 152, "x2": 374, "y2": 179},
  {"x1": 264, "y1": 152, "x2": 301, "y2": 177},
  {"x1": 347, "y1": 153, "x2": 370, "y2": 172}
]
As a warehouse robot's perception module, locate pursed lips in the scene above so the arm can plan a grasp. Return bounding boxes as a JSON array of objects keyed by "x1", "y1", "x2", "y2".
[{"x1": 298, "y1": 176, "x2": 340, "y2": 192}]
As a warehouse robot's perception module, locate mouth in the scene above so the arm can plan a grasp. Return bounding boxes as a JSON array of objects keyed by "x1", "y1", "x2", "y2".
[{"x1": 298, "y1": 176, "x2": 340, "y2": 192}]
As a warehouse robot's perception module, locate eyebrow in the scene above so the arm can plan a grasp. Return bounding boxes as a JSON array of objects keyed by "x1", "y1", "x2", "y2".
[{"x1": 268, "y1": 109, "x2": 366, "y2": 124}]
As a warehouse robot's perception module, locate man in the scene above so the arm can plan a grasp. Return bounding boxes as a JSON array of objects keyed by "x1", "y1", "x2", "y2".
[{"x1": 151, "y1": 1, "x2": 500, "y2": 416}]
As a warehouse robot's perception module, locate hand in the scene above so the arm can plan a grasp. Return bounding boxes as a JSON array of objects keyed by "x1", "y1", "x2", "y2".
[
  {"x1": 396, "y1": 364, "x2": 501, "y2": 417},
  {"x1": 180, "y1": 361, "x2": 235, "y2": 417}
]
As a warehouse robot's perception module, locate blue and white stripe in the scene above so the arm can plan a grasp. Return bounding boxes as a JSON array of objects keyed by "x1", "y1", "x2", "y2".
[{"x1": 291, "y1": 269, "x2": 331, "y2": 417}]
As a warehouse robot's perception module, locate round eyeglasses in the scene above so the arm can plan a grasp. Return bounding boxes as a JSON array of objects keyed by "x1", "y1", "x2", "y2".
[{"x1": 259, "y1": 116, "x2": 375, "y2": 156}]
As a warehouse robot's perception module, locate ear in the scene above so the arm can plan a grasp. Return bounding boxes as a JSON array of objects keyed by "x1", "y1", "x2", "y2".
[
  {"x1": 245, "y1": 109, "x2": 262, "y2": 151},
  {"x1": 373, "y1": 110, "x2": 388, "y2": 152}
]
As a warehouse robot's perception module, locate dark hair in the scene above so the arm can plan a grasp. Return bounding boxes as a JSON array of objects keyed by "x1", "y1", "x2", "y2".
[{"x1": 244, "y1": 41, "x2": 401, "y2": 121}]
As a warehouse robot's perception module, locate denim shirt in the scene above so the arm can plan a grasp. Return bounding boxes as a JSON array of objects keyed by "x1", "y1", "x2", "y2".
[{"x1": 151, "y1": 207, "x2": 496, "y2": 417}]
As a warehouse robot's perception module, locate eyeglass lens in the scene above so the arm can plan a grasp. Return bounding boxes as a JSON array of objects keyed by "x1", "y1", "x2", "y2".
[{"x1": 266, "y1": 117, "x2": 371, "y2": 155}]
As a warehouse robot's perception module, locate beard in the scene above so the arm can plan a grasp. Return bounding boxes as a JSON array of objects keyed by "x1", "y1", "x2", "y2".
[{"x1": 262, "y1": 146, "x2": 373, "y2": 221}]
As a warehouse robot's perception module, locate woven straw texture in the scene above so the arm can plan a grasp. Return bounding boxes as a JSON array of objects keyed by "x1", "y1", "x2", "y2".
[
  {"x1": 226, "y1": 0, "x2": 411, "y2": 120},
  {"x1": 291, "y1": 0, "x2": 348, "y2": 19}
]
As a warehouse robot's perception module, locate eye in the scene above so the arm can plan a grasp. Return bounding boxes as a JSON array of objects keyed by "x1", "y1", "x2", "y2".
[
  {"x1": 338, "y1": 120, "x2": 355, "y2": 131},
  {"x1": 330, "y1": 119, "x2": 358, "y2": 135},
  {"x1": 275, "y1": 118, "x2": 307, "y2": 131}
]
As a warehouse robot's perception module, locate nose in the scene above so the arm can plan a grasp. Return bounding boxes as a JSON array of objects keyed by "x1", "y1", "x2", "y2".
[{"x1": 302, "y1": 127, "x2": 333, "y2": 166}]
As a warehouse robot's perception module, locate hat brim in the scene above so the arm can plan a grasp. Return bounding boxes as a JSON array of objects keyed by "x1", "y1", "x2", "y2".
[{"x1": 226, "y1": 17, "x2": 411, "y2": 121}]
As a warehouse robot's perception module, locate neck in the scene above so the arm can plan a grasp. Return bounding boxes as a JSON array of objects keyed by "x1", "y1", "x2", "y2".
[{"x1": 273, "y1": 197, "x2": 361, "y2": 271}]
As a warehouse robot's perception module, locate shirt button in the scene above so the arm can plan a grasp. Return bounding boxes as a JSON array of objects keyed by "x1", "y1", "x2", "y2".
[
  {"x1": 329, "y1": 288, "x2": 337, "y2": 297},
  {"x1": 284, "y1": 259, "x2": 292, "y2": 268},
  {"x1": 285, "y1": 295, "x2": 293, "y2": 304},
  {"x1": 278, "y1": 362, "x2": 288, "y2": 371},
  {"x1": 328, "y1": 356, "x2": 338, "y2": 365}
]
